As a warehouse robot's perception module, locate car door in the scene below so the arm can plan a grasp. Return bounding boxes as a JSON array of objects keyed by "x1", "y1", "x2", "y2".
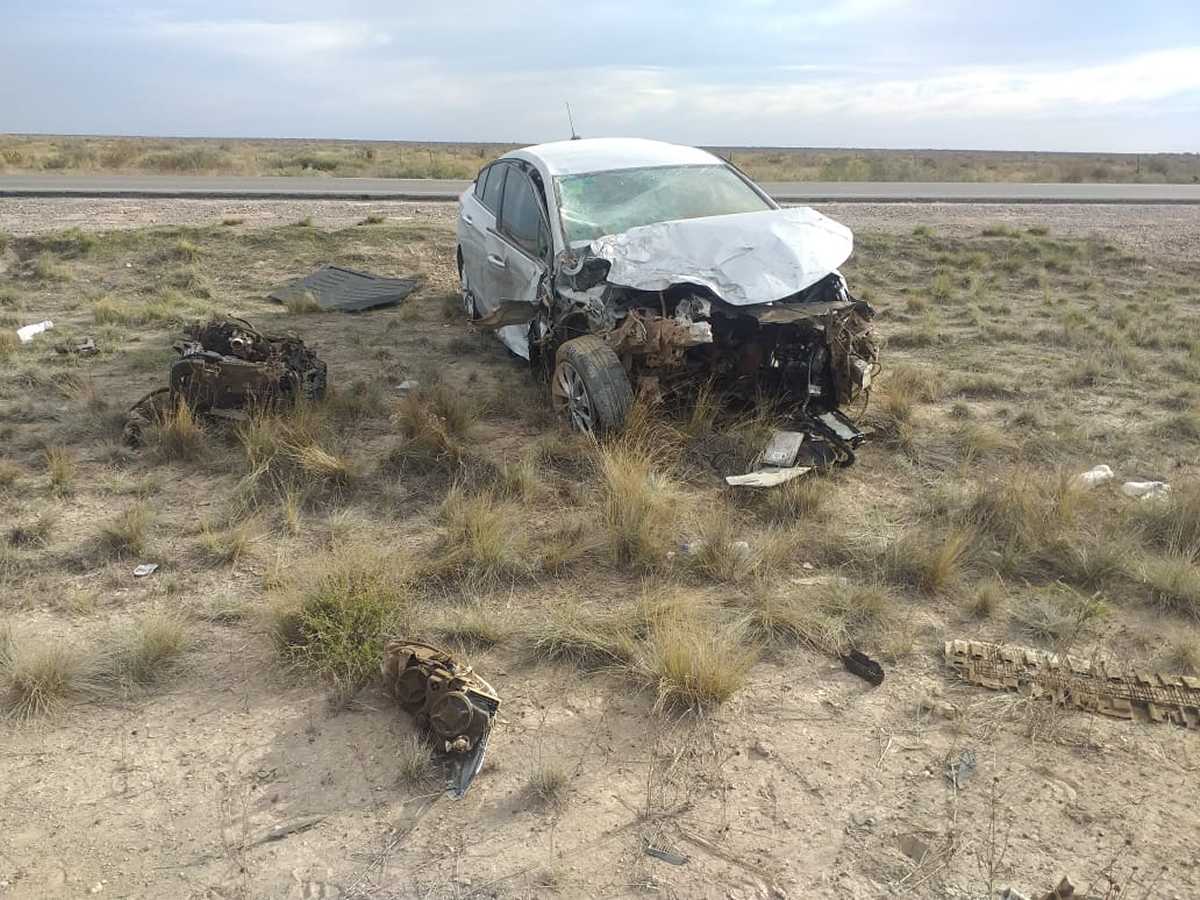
[
  {"x1": 482, "y1": 164, "x2": 551, "y2": 359},
  {"x1": 457, "y1": 162, "x2": 506, "y2": 310}
]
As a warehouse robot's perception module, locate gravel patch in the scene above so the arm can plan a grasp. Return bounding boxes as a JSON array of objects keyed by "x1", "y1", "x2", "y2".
[{"x1": 2, "y1": 197, "x2": 1199, "y2": 261}]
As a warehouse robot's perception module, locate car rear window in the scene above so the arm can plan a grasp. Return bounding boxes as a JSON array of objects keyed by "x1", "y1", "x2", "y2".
[
  {"x1": 555, "y1": 164, "x2": 771, "y2": 244},
  {"x1": 480, "y1": 162, "x2": 506, "y2": 213}
]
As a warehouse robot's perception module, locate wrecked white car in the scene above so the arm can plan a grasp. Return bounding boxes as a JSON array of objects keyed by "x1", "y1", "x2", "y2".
[{"x1": 456, "y1": 138, "x2": 879, "y2": 465}]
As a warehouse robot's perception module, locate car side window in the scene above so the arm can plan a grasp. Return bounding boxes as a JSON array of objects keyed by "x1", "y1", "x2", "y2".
[
  {"x1": 474, "y1": 166, "x2": 491, "y2": 201},
  {"x1": 498, "y1": 168, "x2": 549, "y2": 258},
  {"x1": 480, "y1": 162, "x2": 506, "y2": 214}
]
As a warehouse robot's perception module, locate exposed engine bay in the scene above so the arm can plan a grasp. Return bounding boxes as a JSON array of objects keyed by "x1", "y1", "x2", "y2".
[{"x1": 526, "y1": 258, "x2": 879, "y2": 466}]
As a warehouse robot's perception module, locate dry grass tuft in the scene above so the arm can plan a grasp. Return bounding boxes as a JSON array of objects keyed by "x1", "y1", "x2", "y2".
[
  {"x1": 1009, "y1": 586, "x2": 1106, "y2": 647},
  {"x1": 199, "y1": 518, "x2": 260, "y2": 566},
  {"x1": 881, "y1": 526, "x2": 975, "y2": 594},
  {"x1": 595, "y1": 435, "x2": 678, "y2": 569},
  {"x1": 270, "y1": 545, "x2": 409, "y2": 696},
  {"x1": 526, "y1": 758, "x2": 571, "y2": 808},
  {"x1": 1, "y1": 628, "x2": 90, "y2": 719},
  {"x1": 1139, "y1": 552, "x2": 1200, "y2": 617},
  {"x1": 285, "y1": 442, "x2": 354, "y2": 486},
  {"x1": 425, "y1": 486, "x2": 532, "y2": 586},
  {"x1": 1128, "y1": 481, "x2": 1200, "y2": 556},
  {"x1": 883, "y1": 364, "x2": 943, "y2": 403},
  {"x1": 98, "y1": 503, "x2": 152, "y2": 559},
  {"x1": 636, "y1": 615, "x2": 757, "y2": 711},
  {"x1": 432, "y1": 603, "x2": 508, "y2": 649},
  {"x1": 967, "y1": 576, "x2": 1007, "y2": 619},
  {"x1": 0, "y1": 459, "x2": 22, "y2": 489},
  {"x1": 96, "y1": 612, "x2": 189, "y2": 692},
  {"x1": 149, "y1": 399, "x2": 205, "y2": 461},
  {"x1": 284, "y1": 290, "x2": 322, "y2": 315},
  {"x1": 395, "y1": 733, "x2": 434, "y2": 786},
  {"x1": 45, "y1": 445, "x2": 75, "y2": 495},
  {"x1": 525, "y1": 601, "x2": 639, "y2": 670},
  {"x1": 8, "y1": 511, "x2": 56, "y2": 548},
  {"x1": 754, "y1": 475, "x2": 828, "y2": 524},
  {"x1": 389, "y1": 383, "x2": 480, "y2": 475}
]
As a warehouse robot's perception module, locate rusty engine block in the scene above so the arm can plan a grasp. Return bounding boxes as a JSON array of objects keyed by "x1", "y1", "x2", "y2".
[{"x1": 381, "y1": 640, "x2": 500, "y2": 799}]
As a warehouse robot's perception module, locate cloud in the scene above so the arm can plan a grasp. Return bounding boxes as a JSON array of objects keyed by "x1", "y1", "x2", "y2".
[{"x1": 140, "y1": 19, "x2": 391, "y2": 62}]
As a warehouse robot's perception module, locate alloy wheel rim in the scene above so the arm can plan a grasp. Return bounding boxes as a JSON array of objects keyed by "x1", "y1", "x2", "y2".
[{"x1": 552, "y1": 363, "x2": 594, "y2": 433}]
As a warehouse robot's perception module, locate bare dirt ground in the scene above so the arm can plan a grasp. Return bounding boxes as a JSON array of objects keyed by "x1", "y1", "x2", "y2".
[{"x1": 2, "y1": 200, "x2": 1200, "y2": 899}]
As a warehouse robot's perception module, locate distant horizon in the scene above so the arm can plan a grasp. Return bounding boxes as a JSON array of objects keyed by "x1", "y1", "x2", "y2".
[{"x1": 3, "y1": 132, "x2": 1195, "y2": 158}]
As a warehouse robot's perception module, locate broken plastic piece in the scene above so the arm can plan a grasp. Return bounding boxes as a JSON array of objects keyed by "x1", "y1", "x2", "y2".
[
  {"x1": 381, "y1": 640, "x2": 500, "y2": 799},
  {"x1": 1073, "y1": 464, "x2": 1113, "y2": 488},
  {"x1": 270, "y1": 265, "x2": 423, "y2": 312},
  {"x1": 762, "y1": 430, "x2": 805, "y2": 467},
  {"x1": 725, "y1": 466, "x2": 811, "y2": 488},
  {"x1": 1121, "y1": 480, "x2": 1170, "y2": 501},
  {"x1": 841, "y1": 650, "x2": 884, "y2": 686},
  {"x1": 645, "y1": 845, "x2": 688, "y2": 866},
  {"x1": 16, "y1": 320, "x2": 53, "y2": 343},
  {"x1": 133, "y1": 563, "x2": 158, "y2": 577}
]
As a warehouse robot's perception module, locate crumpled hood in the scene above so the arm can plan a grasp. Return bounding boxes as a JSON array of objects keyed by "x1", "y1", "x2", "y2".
[{"x1": 588, "y1": 207, "x2": 853, "y2": 306}]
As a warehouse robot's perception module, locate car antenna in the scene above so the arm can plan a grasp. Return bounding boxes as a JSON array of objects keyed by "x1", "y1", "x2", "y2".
[{"x1": 565, "y1": 102, "x2": 581, "y2": 140}]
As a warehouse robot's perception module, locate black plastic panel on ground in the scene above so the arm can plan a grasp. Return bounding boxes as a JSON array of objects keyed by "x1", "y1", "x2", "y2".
[{"x1": 270, "y1": 265, "x2": 423, "y2": 312}]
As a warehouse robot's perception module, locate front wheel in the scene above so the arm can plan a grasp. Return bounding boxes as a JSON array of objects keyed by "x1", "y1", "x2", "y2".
[{"x1": 551, "y1": 335, "x2": 633, "y2": 435}]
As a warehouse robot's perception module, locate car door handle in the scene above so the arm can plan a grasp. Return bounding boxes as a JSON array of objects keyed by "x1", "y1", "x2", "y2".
[
  {"x1": 463, "y1": 213, "x2": 474, "y2": 224},
  {"x1": 487, "y1": 253, "x2": 506, "y2": 269}
]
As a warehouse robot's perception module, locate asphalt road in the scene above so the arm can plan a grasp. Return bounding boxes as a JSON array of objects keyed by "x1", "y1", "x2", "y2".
[{"x1": 3, "y1": 174, "x2": 1200, "y2": 204}]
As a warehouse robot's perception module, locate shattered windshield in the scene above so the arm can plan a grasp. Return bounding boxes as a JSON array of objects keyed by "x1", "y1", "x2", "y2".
[{"x1": 555, "y1": 164, "x2": 772, "y2": 244}]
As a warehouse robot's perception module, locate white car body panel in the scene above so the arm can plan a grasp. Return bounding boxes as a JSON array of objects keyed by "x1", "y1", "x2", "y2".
[{"x1": 588, "y1": 207, "x2": 853, "y2": 306}]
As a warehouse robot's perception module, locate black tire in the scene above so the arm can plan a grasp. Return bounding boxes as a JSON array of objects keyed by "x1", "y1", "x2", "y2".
[{"x1": 552, "y1": 335, "x2": 633, "y2": 435}]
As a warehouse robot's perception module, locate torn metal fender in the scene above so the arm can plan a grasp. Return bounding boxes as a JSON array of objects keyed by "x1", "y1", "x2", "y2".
[{"x1": 589, "y1": 207, "x2": 853, "y2": 305}]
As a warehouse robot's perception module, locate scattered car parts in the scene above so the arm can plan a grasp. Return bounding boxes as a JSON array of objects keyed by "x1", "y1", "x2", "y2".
[
  {"x1": 270, "y1": 265, "x2": 423, "y2": 312},
  {"x1": 380, "y1": 639, "x2": 500, "y2": 799},
  {"x1": 945, "y1": 639, "x2": 1200, "y2": 728},
  {"x1": 124, "y1": 317, "x2": 327, "y2": 445},
  {"x1": 16, "y1": 319, "x2": 53, "y2": 343}
]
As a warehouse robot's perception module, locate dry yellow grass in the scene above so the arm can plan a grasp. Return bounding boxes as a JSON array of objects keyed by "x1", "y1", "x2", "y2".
[
  {"x1": 98, "y1": 503, "x2": 152, "y2": 559},
  {"x1": 45, "y1": 445, "x2": 75, "y2": 495}
]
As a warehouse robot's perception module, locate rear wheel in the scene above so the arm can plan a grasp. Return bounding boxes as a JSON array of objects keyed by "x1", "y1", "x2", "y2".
[{"x1": 551, "y1": 335, "x2": 633, "y2": 435}]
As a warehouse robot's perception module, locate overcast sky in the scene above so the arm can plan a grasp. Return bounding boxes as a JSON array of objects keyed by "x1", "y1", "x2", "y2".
[{"x1": 3, "y1": 1, "x2": 1199, "y2": 151}]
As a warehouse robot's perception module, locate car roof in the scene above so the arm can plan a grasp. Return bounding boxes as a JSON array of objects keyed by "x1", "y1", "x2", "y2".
[{"x1": 506, "y1": 138, "x2": 721, "y2": 176}]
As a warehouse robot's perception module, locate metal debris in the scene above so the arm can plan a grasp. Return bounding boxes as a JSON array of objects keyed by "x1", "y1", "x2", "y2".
[
  {"x1": 54, "y1": 336, "x2": 97, "y2": 356},
  {"x1": 842, "y1": 649, "x2": 885, "y2": 686},
  {"x1": 381, "y1": 640, "x2": 500, "y2": 799},
  {"x1": 645, "y1": 845, "x2": 688, "y2": 866},
  {"x1": 270, "y1": 265, "x2": 423, "y2": 313},
  {"x1": 945, "y1": 639, "x2": 1200, "y2": 728},
  {"x1": 726, "y1": 466, "x2": 811, "y2": 488},
  {"x1": 132, "y1": 563, "x2": 158, "y2": 578},
  {"x1": 124, "y1": 318, "x2": 327, "y2": 445}
]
